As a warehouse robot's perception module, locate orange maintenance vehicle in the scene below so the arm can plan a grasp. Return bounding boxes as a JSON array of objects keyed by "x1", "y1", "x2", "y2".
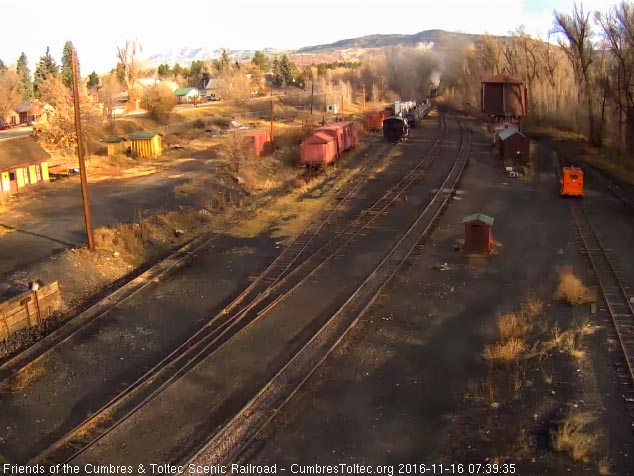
[{"x1": 560, "y1": 166, "x2": 584, "y2": 197}]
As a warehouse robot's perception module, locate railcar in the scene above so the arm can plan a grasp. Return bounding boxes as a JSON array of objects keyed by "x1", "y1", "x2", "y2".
[{"x1": 383, "y1": 116, "x2": 410, "y2": 143}]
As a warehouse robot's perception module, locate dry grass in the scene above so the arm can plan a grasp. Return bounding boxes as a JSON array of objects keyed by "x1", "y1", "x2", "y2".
[
  {"x1": 555, "y1": 266, "x2": 594, "y2": 306},
  {"x1": 551, "y1": 411, "x2": 599, "y2": 463},
  {"x1": 497, "y1": 312, "x2": 532, "y2": 341},
  {"x1": 1, "y1": 362, "x2": 45, "y2": 392},
  {"x1": 597, "y1": 457, "x2": 613, "y2": 475},
  {"x1": 482, "y1": 338, "x2": 526, "y2": 363},
  {"x1": 464, "y1": 377, "x2": 497, "y2": 405}
]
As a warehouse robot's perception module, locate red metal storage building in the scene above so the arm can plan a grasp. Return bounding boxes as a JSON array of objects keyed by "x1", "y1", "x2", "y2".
[
  {"x1": 300, "y1": 131, "x2": 338, "y2": 166},
  {"x1": 497, "y1": 128, "x2": 530, "y2": 166},
  {"x1": 463, "y1": 213, "x2": 494, "y2": 254},
  {"x1": 243, "y1": 130, "x2": 273, "y2": 158}
]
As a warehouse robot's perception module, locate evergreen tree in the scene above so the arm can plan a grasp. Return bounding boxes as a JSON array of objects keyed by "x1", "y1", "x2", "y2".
[
  {"x1": 60, "y1": 41, "x2": 77, "y2": 89},
  {"x1": 34, "y1": 47, "x2": 59, "y2": 96},
  {"x1": 0, "y1": 59, "x2": 6, "y2": 72},
  {"x1": 252, "y1": 51, "x2": 268, "y2": 70},
  {"x1": 16, "y1": 52, "x2": 33, "y2": 100},
  {"x1": 279, "y1": 55, "x2": 293, "y2": 85},
  {"x1": 87, "y1": 71, "x2": 100, "y2": 88},
  {"x1": 157, "y1": 63, "x2": 171, "y2": 78},
  {"x1": 172, "y1": 63, "x2": 184, "y2": 77}
]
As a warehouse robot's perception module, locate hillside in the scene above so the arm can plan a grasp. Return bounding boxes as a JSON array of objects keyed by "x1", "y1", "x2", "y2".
[
  {"x1": 143, "y1": 30, "x2": 478, "y2": 67},
  {"x1": 298, "y1": 29, "x2": 477, "y2": 52}
]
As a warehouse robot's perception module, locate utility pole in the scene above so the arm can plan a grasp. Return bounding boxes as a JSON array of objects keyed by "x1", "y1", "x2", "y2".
[
  {"x1": 270, "y1": 86, "x2": 274, "y2": 143},
  {"x1": 362, "y1": 84, "x2": 366, "y2": 113},
  {"x1": 71, "y1": 48, "x2": 95, "y2": 251},
  {"x1": 310, "y1": 80, "x2": 314, "y2": 115}
]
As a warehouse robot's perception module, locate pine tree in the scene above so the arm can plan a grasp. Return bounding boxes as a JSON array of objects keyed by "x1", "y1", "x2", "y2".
[
  {"x1": 86, "y1": 71, "x2": 100, "y2": 88},
  {"x1": 60, "y1": 41, "x2": 77, "y2": 89},
  {"x1": 34, "y1": 47, "x2": 59, "y2": 96},
  {"x1": 16, "y1": 52, "x2": 33, "y2": 100}
]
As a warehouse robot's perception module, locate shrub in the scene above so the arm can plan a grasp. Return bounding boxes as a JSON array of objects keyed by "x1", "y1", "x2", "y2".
[
  {"x1": 551, "y1": 411, "x2": 598, "y2": 462},
  {"x1": 555, "y1": 266, "x2": 594, "y2": 305},
  {"x1": 142, "y1": 84, "x2": 177, "y2": 120}
]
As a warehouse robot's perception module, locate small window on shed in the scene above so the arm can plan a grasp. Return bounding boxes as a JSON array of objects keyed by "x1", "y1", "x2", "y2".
[
  {"x1": 35, "y1": 165, "x2": 42, "y2": 181},
  {"x1": 9, "y1": 172, "x2": 15, "y2": 181},
  {"x1": 23, "y1": 168, "x2": 29, "y2": 184},
  {"x1": 570, "y1": 174, "x2": 578, "y2": 180}
]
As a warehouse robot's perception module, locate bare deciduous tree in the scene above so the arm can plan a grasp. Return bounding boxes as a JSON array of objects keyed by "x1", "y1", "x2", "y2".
[
  {"x1": 0, "y1": 69, "x2": 22, "y2": 121},
  {"x1": 116, "y1": 39, "x2": 142, "y2": 111},
  {"x1": 553, "y1": 3, "x2": 600, "y2": 144}
]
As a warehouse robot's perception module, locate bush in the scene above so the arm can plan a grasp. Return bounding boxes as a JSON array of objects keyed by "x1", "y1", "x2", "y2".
[
  {"x1": 555, "y1": 266, "x2": 594, "y2": 305},
  {"x1": 142, "y1": 84, "x2": 177, "y2": 121}
]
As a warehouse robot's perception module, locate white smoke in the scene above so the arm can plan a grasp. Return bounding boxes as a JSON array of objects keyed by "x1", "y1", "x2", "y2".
[{"x1": 429, "y1": 70, "x2": 442, "y2": 87}]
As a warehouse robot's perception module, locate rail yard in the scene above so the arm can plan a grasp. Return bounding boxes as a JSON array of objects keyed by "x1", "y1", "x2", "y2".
[{"x1": 2, "y1": 15, "x2": 634, "y2": 474}]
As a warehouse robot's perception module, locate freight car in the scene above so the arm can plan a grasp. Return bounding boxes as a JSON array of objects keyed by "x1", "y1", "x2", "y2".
[
  {"x1": 300, "y1": 121, "x2": 359, "y2": 167},
  {"x1": 365, "y1": 110, "x2": 391, "y2": 131},
  {"x1": 383, "y1": 116, "x2": 410, "y2": 143}
]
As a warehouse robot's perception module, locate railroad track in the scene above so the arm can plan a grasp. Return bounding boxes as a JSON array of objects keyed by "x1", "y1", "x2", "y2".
[
  {"x1": 570, "y1": 202, "x2": 634, "y2": 415},
  {"x1": 31, "y1": 116, "x2": 449, "y2": 466},
  {"x1": 187, "y1": 121, "x2": 471, "y2": 466},
  {"x1": 554, "y1": 152, "x2": 634, "y2": 420}
]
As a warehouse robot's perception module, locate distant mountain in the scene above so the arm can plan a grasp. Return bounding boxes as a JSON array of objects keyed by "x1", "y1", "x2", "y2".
[
  {"x1": 143, "y1": 47, "x2": 286, "y2": 67},
  {"x1": 142, "y1": 30, "x2": 477, "y2": 67},
  {"x1": 298, "y1": 29, "x2": 477, "y2": 52}
]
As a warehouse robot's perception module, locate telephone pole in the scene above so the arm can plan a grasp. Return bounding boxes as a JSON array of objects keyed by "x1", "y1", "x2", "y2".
[
  {"x1": 270, "y1": 86, "x2": 274, "y2": 143},
  {"x1": 71, "y1": 48, "x2": 95, "y2": 251},
  {"x1": 310, "y1": 80, "x2": 314, "y2": 115},
  {"x1": 362, "y1": 84, "x2": 366, "y2": 113}
]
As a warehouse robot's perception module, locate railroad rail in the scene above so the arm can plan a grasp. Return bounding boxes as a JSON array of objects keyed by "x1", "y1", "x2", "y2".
[
  {"x1": 570, "y1": 202, "x2": 634, "y2": 408},
  {"x1": 187, "y1": 122, "x2": 471, "y2": 466},
  {"x1": 554, "y1": 151, "x2": 634, "y2": 419},
  {"x1": 32, "y1": 117, "x2": 449, "y2": 466}
]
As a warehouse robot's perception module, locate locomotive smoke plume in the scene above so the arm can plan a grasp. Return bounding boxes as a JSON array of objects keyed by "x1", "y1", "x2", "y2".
[{"x1": 429, "y1": 70, "x2": 442, "y2": 87}]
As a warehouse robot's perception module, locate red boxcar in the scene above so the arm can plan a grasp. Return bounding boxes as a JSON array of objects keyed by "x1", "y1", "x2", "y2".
[
  {"x1": 301, "y1": 121, "x2": 359, "y2": 166},
  {"x1": 243, "y1": 130, "x2": 273, "y2": 157},
  {"x1": 300, "y1": 131, "x2": 338, "y2": 166}
]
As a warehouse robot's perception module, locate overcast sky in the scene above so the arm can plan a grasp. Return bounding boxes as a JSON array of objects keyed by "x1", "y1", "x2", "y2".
[{"x1": 1, "y1": 0, "x2": 621, "y2": 74}]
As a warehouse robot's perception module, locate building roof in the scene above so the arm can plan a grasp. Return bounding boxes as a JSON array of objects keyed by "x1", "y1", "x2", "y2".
[
  {"x1": 463, "y1": 213, "x2": 495, "y2": 226},
  {"x1": 0, "y1": 137, "x2": 51, "y2": 171},
  {"x1": 483, "y1": 72, "x2": 523, "y2": 85},
  {"x1": 499, "y1": 128, "x2": 527, "y2": 142},
  {"x1": 102, "y1": 136, "x2": 127, "y2": 143},
  {"x1": 303, "y1": 132, "x2": 334, "y2": 144},
  {"x1": 128, "y1": 132, "x2": 160, "y2": 140},
  {"x1": 13, "y1": 102, "x2": 42, "y2": 114},
  {"x1": 174, "y1": 87, "x2": 199, "y2": 97}
]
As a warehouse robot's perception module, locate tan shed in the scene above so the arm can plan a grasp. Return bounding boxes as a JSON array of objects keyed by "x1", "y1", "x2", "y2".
[
  {"x1": 128, "y1": 132, "x2": 163, "y2": 158},
  {"x1": 102, "y1": 136, "x2": 128, "y2": 156}
]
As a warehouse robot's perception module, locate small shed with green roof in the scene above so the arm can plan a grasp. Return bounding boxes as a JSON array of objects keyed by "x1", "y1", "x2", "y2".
[
  {"x1": 462, "y1": 213, "x2": 495, "y2": 254},
  {"x1": 128, "y1": 131, "x2": 163, "y2": 158},
  {"x1": 102, "y1": 136, "x2": 128, "y2": 156}
]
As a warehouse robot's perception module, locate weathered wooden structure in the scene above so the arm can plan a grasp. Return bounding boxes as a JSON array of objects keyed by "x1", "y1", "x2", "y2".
[
  {"x1": 102, "y1": 136, "x2": 128, "y2": 156},
  {"x1": 128, "y1": 132, "x2": 163, "y2": 158},
  {"x1": 463, "y1": 213, "x2": 495, "y2": 255},
  {"x1": 481, "y1": 72, "x2": 528, "y2": 134},
  {"x1": 0, "y1": 137, "x2": 51, "y2": 196},
  {"x1": 0, "y1": 282, "x2": 62, "y2": 341}
]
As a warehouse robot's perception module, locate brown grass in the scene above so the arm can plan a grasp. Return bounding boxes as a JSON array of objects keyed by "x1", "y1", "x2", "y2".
[
  {"x1": 597, "y1": 457, "x2": 613, "y2": 475},
  {"x1": 497, "y1": 312, "x2": 532, "y2": 341},
  {"x1": 1, "y1": 362, "x2": 45, "y2": 392},
  {"x1": 555, "y1": 266, "x2": 594, "y2": 305},
  {"x1": 482, "y1": 338, "x2": 526, "y2": 363},
  {"x1": 464, "y1": 377, "x2": 497, "y2": 405},
  {"x1": 551, "y1": 411, "x2": 599, "y2": 463}
]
